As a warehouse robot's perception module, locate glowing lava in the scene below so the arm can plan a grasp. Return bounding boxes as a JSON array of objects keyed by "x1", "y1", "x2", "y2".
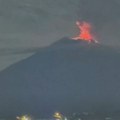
[{"x1": 72, "y1": 21, "x2": 98, "y2": 43}]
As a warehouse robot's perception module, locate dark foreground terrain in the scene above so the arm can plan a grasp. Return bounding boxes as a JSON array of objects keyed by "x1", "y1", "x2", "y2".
[{"x1": 0, "y1": 38, "x2": 120, "y2": 118}]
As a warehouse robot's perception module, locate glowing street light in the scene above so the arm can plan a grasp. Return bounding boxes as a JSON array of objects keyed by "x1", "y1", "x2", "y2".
[{"x1": 16, "y1": 115, "x2": 32, "y2": 120}]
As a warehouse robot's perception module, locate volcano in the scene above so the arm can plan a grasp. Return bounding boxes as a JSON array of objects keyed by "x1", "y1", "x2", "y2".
[
  {"x1": 0, "y1": 38, "x2": 120, "y2": 118},
  {"x1": 72, "y1": 21, "x2": 98, "y2": 43}
]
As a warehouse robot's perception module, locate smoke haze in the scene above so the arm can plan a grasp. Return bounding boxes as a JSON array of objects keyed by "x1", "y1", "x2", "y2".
[{"x1": 0, "y1": 0, "x2": 120, "y2": 70}]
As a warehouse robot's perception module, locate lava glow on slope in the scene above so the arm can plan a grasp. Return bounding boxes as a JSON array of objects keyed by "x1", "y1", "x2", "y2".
[{"x1": 72, "y1": 21, "x2": 98, "y2": 43}]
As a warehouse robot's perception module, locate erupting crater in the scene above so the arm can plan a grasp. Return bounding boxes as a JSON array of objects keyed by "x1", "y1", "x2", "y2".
[{"x1": 72, "y1": 21, "x2": 98, "y2": 43}]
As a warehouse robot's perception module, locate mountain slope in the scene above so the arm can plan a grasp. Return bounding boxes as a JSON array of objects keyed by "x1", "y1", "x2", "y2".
[{"x1": 0, "y1": 38, "x2": 120, "y2": 118}]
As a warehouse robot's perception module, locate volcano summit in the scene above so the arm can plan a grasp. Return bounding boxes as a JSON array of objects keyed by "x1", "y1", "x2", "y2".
[
  {"x1": 72, "y1": 21, "x2": 98, "y2": 43},
  {"x1": 0, "y1": 38, "x2": 120, "y2": 118}
]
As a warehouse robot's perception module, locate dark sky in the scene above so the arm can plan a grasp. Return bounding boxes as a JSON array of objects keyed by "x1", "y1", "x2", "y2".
[{"x1": 0, "y1": 0, "x2": 120, "y2": 70}]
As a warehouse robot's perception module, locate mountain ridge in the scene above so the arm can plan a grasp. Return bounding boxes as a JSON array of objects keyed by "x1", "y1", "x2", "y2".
[{"x1": 0, "y1": 37, "x2": 120, "y2": 118}]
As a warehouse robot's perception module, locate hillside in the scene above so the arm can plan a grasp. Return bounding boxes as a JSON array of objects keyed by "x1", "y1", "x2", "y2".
[{"x1": 0, "y1": 38, "x2": 120, "y2": 118}]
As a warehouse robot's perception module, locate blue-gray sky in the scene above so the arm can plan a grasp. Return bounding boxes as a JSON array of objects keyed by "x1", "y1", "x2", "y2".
[{"x1": 0, "y1": 0, "x2": 120, "y2": 71}]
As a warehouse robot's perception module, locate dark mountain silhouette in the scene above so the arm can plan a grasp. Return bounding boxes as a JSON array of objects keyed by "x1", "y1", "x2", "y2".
[{"x1": 0, "y1": 37, "x2": 120, "y2": 118}]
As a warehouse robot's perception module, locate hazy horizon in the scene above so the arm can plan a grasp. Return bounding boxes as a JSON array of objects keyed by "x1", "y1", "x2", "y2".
[{"x1": 0, "y1": 0, "x2": 120, "y2": 71}]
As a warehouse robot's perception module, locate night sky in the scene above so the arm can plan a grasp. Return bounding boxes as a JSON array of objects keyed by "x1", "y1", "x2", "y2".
[{"x1": 0, "y1": 0, "x2": 120, "y2": 71}]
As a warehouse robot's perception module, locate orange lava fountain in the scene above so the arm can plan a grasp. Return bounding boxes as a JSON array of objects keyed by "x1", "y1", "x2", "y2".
[{"x1": 72, "y1": 21, "x2": 98, "y2": 43}]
